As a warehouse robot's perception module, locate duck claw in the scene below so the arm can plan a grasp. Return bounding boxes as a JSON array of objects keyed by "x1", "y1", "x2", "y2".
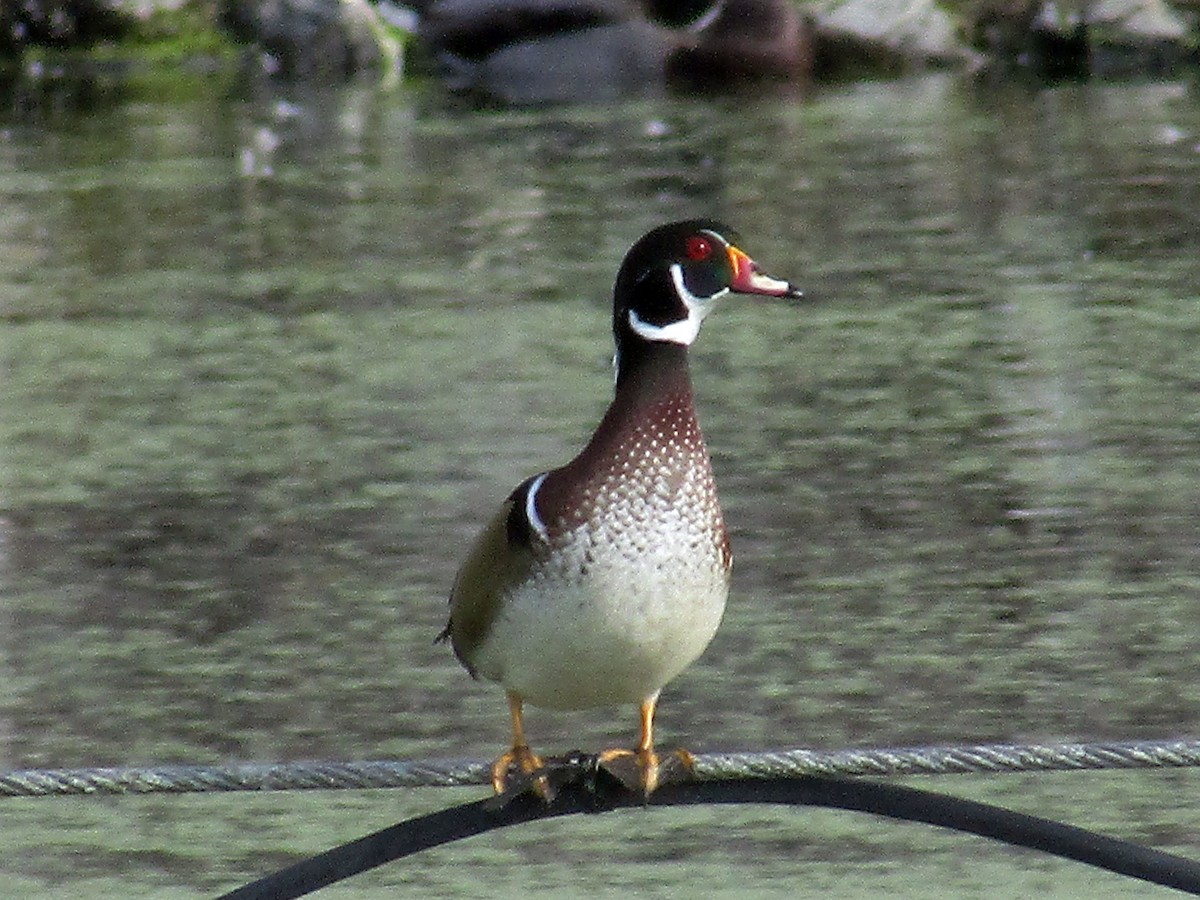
[
  {"x1": 491, "y1": 744, "x2": 554, "y2": 802},
  {"x1": 597, "y1": 746, "x2": 696, "y2": 798}
]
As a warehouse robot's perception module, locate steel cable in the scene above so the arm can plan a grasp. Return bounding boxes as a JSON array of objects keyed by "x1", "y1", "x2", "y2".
[{"x1": 5, "y1": 738, "x2": 1200, "y2": 799}]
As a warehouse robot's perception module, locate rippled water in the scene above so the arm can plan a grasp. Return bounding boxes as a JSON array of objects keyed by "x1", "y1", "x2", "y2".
[{"x1": 1, "y1": 71, "x2": 1199, "y2": 896}]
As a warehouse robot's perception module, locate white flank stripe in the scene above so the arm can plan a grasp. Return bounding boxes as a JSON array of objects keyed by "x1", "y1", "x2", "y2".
[
  {"x1": 525, "y1": 472, "x2": 550, "y2": 542},
  {"x1": 689, "y1": 0, "x2": 726, "y2": 32}
]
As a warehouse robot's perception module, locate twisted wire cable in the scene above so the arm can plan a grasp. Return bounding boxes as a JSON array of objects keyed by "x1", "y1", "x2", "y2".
[
  {"x1": 4, "y1": 738, "x2": 1200, "y2": 799},
  {"x1": 695, "y1": 739, "x2": 1200, "y2": 779}
]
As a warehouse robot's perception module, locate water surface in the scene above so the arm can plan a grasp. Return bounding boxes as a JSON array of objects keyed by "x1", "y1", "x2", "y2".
[{"x1": 2, "y1": 72, "x2": 1199, "y2": 896}]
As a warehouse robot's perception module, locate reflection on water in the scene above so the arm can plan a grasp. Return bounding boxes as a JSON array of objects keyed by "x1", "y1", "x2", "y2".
[{"x1": 1, "y1": 73, "x2": 1199, "y2": 894}]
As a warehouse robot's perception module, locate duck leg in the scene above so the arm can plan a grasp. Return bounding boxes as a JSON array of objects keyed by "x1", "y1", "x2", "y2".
[
  {"x1": 491, "y1": 691, "x2": 552, "y2": 799},
  {"x1": 598, "y1": 694, "x2": 695, "y2": 797}
]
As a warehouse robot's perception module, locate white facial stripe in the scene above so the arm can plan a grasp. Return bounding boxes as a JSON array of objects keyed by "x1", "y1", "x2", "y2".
[
  {"x1": 627, "y1": 263, "x2": 728, "y2": 346},
  {"x1": 670, "y1": 261, "x2": 701, "y2": 306},
  {"x1": 628, "y1": 308, "x2": 701, "y2": 345},
  {"x1": 525, "y1": 472, "x2": 549, "y2": 542}
]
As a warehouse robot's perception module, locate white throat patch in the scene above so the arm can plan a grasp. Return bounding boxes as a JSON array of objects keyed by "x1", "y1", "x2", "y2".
[{"x1": 626, "y1": 263, "x2": 726, "y2": 347}]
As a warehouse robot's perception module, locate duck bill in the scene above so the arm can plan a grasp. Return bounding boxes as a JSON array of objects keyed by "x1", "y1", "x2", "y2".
[{"x1": 728, "y1": 245, "x2": 803, "y2": 298}]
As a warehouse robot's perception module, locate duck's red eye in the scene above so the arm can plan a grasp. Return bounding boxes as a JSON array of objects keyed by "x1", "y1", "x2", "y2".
[{"x1": 685, "y1": 235, "x2": 713, "y2": 262}]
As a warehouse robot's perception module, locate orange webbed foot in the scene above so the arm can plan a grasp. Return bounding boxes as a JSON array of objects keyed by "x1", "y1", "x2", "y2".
[
  {"x1": 491, "y1": 743, "x2": 553, "y2": 801},
  {"x1": 597, "y1": 746, "x2": 695, "y2": 798}
]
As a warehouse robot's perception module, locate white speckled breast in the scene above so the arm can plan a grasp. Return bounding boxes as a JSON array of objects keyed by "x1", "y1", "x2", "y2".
[{"x1": 471, "y1": 391, "x2": 730, "y2": 710}]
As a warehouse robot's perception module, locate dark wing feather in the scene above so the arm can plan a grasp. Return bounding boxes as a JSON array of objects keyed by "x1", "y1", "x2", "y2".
[{"x1": 440, "y1": 476, "x2": 545, "y2": 676}]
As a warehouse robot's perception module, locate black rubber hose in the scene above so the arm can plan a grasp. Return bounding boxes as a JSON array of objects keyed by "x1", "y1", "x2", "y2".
[{"x1": 216, "y1": 770, "x2": 1200, "y2": 898}]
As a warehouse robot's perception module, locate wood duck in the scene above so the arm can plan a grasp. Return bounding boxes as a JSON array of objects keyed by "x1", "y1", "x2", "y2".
[{"x1": 439, "y1": 220, "x2": 801, "y2": 797}]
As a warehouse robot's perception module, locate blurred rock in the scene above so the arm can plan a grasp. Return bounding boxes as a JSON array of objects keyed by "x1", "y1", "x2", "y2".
[
  {"x1": 810, "y1": 0, "x2": 977, "y2": 75},
  {"x1": 1088, "y1": 0, "x2": 1193, "y2": 73},
  {"x1": 1, "y1": 0, "x2": 1196, "y2": 85},
  {"x1": 219, "y1": 0, "x2": 399, "y2": 78},
  {"x1": 419, "y1": 0, "x2": 814, "y2": 102},
  {"x1": 965, "y1": 0, "x2": 1196, "y2": 76},
  {"x1": 0, "y1": 0, "x2": 128, "y2": 56}
]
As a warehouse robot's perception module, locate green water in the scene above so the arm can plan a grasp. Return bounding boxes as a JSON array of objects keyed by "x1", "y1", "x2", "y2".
[{"x1": 2, "y1": 72, "x2": 1199, "y2": 896}]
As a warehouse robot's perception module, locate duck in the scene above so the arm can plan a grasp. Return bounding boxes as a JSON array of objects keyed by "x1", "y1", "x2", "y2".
[
  {"x1": 439, "y1": 220, "x2": 802, "y2": 797},
  {"x1": 417, "y1": 0, "x2": 813, "y2": 103}
]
